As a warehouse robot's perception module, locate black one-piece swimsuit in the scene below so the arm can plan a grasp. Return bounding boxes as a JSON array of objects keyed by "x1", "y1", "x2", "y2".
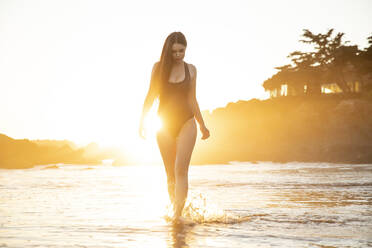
[{"x1": 157, "y1": 62, "x2": 195, "y2": 138}]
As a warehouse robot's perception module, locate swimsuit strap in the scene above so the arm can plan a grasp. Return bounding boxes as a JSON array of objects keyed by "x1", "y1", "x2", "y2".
[{"x1": 184, "y1": 62, "x2": 190, "y2": 82}]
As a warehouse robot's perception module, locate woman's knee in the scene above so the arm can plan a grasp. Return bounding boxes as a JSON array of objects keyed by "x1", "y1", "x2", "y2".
[
  {"x1": 175, "y1": 163, "x2": 189, "y2": 179},
  {"x1": 167, "y1": 176, "x2": 175, "y2": 185}
]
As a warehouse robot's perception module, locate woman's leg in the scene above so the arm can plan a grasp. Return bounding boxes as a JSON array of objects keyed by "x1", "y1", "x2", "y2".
[
  {"x1": 156, "y1": 129, "x2": 177, "y2": 205},
  {"x1": 174, "y1": 118, "x2": 197, "y2": 217}
]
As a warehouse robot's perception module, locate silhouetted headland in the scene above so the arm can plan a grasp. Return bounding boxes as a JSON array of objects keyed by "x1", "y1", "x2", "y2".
[
  {"x1": 191, "y1": 94, "x2": 372, "y2": 165},
  {"x1": 0, "y1": 135, "x2": 128, "y2": 169},
  {"x1": 187, "y1": 29, "x2": 370, "y2": 165},
  {"x1": 1, "y1": 93, "x2": 371, "y2": 169}
]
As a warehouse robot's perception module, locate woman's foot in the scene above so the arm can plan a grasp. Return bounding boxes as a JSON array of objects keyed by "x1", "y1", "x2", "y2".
[
  {"x1": 171, "y1": 216, "x2": 194, "y2": 226},
  {"x1": 171, "y1": 215, "x2": 183, "y2": 225}
]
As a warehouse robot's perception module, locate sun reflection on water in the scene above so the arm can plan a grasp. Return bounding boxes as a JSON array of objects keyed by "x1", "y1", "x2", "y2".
[{"x1": 130, "y1": 165, "x2": 170, "y2": 221}]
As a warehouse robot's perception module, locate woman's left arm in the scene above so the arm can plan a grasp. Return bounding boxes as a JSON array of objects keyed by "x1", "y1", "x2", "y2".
[{"x1": 188, "y1": 64, "x2": 210, "y2": 139}]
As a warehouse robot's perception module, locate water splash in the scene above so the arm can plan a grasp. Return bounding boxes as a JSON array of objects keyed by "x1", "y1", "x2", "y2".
[{"x1": 163, "y1": 192, "x2": 250, "y2": 224}]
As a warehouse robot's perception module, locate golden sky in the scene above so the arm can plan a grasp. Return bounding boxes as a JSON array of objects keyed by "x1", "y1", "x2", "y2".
[{"x1": 0, "y1": 0, "x2": 371, "y2": 155}]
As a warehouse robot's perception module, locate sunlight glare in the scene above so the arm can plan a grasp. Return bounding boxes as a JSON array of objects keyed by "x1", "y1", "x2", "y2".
[
  {"x1": 127, "y1": 103, "x2": 164, "y2": 165},
  {"x1": 144, "y1": 104, "x2": 162, "y2": 139}
]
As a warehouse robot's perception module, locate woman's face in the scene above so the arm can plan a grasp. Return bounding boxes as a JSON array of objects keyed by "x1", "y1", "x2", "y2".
[{"x1": 171, "y1": 43, "x2": 186, "y2": 62}]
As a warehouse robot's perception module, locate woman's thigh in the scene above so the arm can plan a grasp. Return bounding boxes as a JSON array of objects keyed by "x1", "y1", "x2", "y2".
[
  {"x1": 175, "y1": 118, "x2": 197, "y2": 174},
  {"x1": 156, "y1": 129, "x2": 177, "y2": 177}
]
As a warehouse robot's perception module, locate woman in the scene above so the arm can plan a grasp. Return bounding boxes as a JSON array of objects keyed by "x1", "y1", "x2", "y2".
[{"x1": 139, "y1": 32, "x2": 210, "y2": 221}]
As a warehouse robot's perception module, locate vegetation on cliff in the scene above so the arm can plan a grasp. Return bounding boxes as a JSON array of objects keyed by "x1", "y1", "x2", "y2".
[{"x1": 263, "y1": 29, "x2": 372, "y2": 97}]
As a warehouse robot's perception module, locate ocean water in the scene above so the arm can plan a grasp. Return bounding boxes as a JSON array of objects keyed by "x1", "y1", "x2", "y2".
[{"x1": 0, "y1": 162, "x2": 371, "y2": 248}]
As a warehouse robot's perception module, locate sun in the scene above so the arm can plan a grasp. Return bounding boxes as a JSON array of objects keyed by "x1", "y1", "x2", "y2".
[
  {"x1": 125, "y1": 106, "x2": 163, "y2": 165},
  {"x1": 144, "y1": 111, "x2": 162, "y2": 138}
]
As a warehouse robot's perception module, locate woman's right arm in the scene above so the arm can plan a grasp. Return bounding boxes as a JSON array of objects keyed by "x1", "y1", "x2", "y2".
[{"x1": 139, "y1": 62, "x2": 159, "y2": 137}]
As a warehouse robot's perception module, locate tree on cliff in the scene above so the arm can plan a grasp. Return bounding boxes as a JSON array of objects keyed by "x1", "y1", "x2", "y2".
[
  {"x1": 288, "y1": 29, "x2": 353, "y2": 94},
  {"x1": 357, "y1": 35, "x2": 372, "y2": 92},
  {"x1": 263, "y1": 29, "x2": 365, "y2": 96}
]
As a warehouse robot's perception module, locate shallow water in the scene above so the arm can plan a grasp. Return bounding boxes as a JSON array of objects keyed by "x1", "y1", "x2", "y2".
[{"x1": 1, "y1": 162, "x2": 371, "y2": 248}]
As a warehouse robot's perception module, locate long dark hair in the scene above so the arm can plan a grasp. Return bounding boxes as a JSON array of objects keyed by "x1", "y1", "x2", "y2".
[{"x1": 153, "y1": 32, "x2": 187, "y2": 98}]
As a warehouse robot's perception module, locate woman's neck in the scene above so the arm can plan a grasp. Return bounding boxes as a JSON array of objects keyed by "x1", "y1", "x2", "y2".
[{"x1": 173, "y1": 60, "x2": 184, "y2": 66}]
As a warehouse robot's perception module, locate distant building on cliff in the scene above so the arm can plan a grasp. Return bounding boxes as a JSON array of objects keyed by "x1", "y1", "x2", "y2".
[{"x1": 263, "y1": 62, "x2": 372, "y2": 98}]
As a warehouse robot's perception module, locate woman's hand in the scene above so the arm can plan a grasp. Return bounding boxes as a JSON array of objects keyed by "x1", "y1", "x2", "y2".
[
  {"x1": 200, "y1": 125, "x2": 210, "y2": 140},
  {"x1": 139, "y1": 121, "x2": 146, "y2": 139}
]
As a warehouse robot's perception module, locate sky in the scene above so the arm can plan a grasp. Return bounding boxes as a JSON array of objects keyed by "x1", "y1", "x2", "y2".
[{"x1": 0, "y1": 0, "x2": 371, "y2": 157}]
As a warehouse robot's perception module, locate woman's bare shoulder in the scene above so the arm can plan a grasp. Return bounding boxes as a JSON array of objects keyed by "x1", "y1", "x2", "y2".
[
  {"x1": 153, "y1": 61, "x2": 160, "y2": 70},
  {"x1": 187, "y1": 63, "x2": 197, "y2": 80},
  {"x1": 151, "y1": 61, "x2": 160, "y2": 75}
]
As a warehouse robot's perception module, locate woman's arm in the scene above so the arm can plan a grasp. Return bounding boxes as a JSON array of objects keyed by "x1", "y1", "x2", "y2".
[
  {"x1": 140, "y1": 62, "x2": 159, "y2": 123},
  {"x1": 188, "y1": 65, "x2": 209, "y2": 140},
  {"x1": 139, "y1": 62, "x2": 159, "y2": 138}
]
